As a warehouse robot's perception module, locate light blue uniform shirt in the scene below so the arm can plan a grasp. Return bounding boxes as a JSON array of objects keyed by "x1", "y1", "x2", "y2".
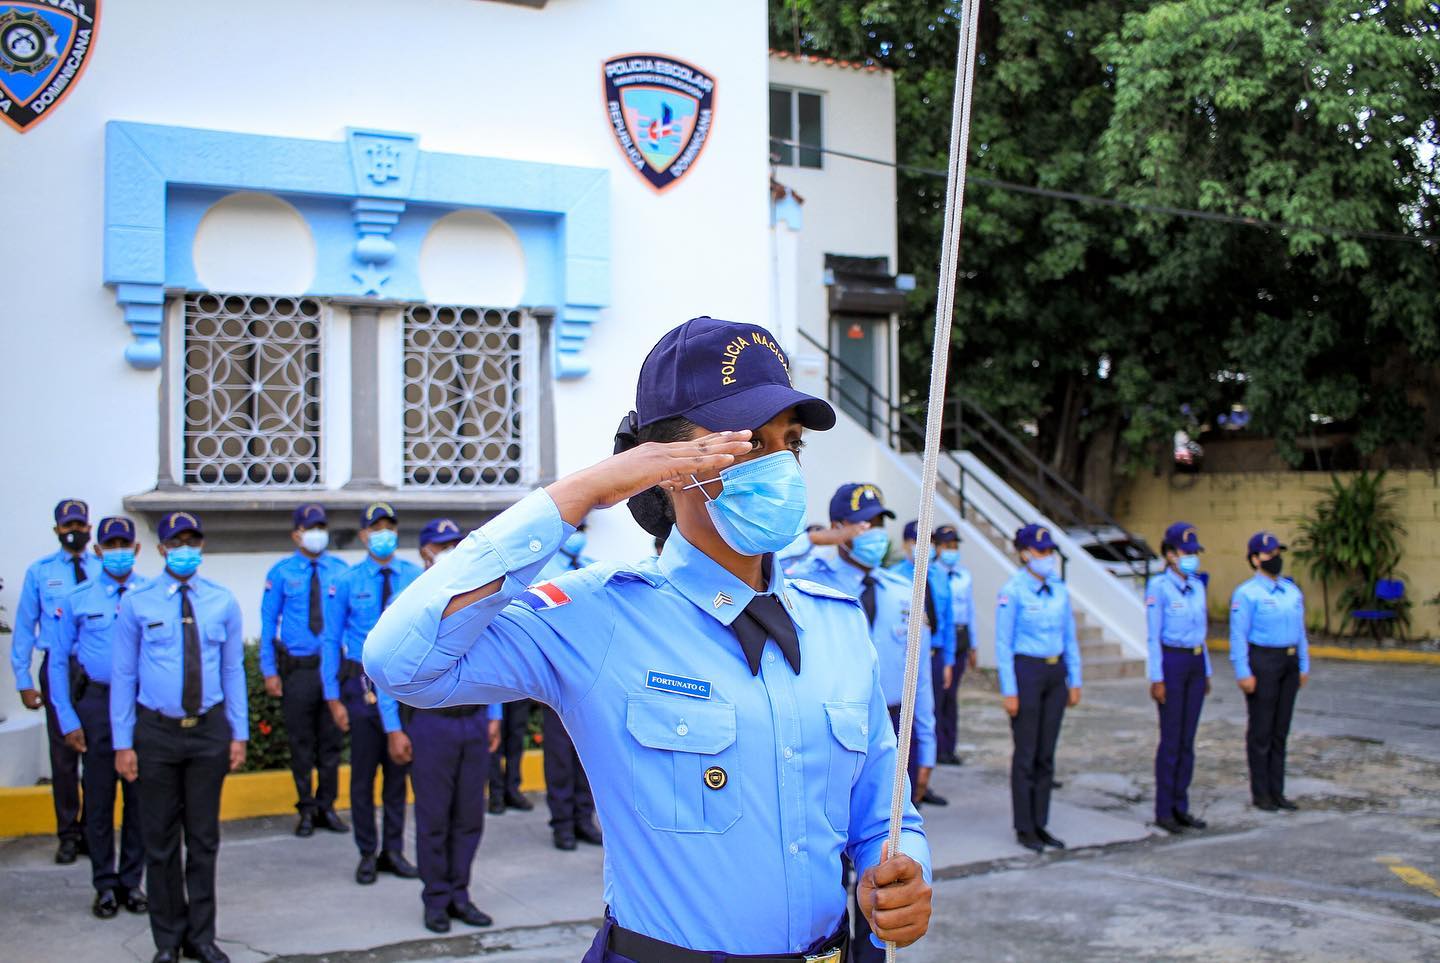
[
  {"x1": 259, "y1": 551, "x2": 351, "y2": 675},
  {"x1": 793, "y1": 551, "x2": 937, "y2": 768},
  {"x1": 50, "y1": 572, "x2": 150, "y2": 734},
  {"x1": 364, "y1": 490, "x2": 929, "y2": 956},
  {"x1": 321, "y1": 556, "x2": 420, "y2": 733},
  {"x1": 110, "y1": 571, "x2": 249, "y2": 750},
  {"x1": 888, "y1": 555, "x2": 957, "y2": 665},
  {"x1": 538, "y1": 548, "x2": 595, "y2": 583},
  {"x1": 1229, "y1": 574, "x2": 1309, "y2": 678},
  {"x1": 11, "y1": 549, "x2": 100, "y2": 690},
  {"x1": 1145, "y1": 569, "x2": 1211, "y2": 683},
  {"x1": 994, "y1": 568, "x2": 1083, "y2": 697},
  {"x1": 939, "y1": 561, "x2": 976, "y2": 653}
]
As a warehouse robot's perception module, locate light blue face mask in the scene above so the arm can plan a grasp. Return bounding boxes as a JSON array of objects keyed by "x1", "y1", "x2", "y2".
[
  {"x1": 848, "y1": 528, "x2": 891, "y2": 569},
  {"x1": 938, "y1": 547, "x2": 961, "y2": 568},
  {"x1": 166, "y1": 545, "x2": 203, "y2": 577},
  {"x1": 101, "y1": 549, "x2": 135, "y2": 578},
  {"x1": 1027, "y1": 554, "x2": 1057, "y2": 579},
  {"x1": 683, "y1": 451, "x2": 809, "y2": 557},
  {"x1": 1178, "y1": 554, "x2": 1201, "y2": 575},
  {"x1": 368, "y1": 529, "x2": 398, "y2": 558},
  {"x1": 563, "y1": 530, "x2": 587, "y2": 556}
]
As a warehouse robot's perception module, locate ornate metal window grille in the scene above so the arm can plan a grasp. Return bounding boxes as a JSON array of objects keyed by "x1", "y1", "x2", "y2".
[
  {"x1": 181, "y1": 293, "x2": 323, "y2": 488},
  {"x1": 403, "y1": 305, "x2": 530, "y2": 488}
]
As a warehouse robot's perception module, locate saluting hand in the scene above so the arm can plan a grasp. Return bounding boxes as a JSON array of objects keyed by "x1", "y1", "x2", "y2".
[
  {"x1": 858, "y1": 843, "x2": 932, "y2": 948},
  {"x1": 115, "y1": 748, "x2": 138, "y2": 783},
  {"x1": 19, "y1": 688, "x2": 42, "y2": 711},
  {"x1": 229, "y1": 740, "x2": 246, "y2": 772},
  {"x1": 809, "y1": 522, "x2": 867, "y2": 547},
  {"x1": 328, "y1": 699, "x2": 350, "y2": 733},
  {"x1": 63, "y1": 729, "x2": 87, "y2": 753}
]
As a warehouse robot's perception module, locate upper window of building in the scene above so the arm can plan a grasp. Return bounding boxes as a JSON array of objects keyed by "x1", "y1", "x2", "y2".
[{"x1": 769, "y1": 87, "x2": 823, "y2": 169}]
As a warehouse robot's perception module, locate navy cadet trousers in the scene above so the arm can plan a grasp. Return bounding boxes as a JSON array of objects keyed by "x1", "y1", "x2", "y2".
[
  {"x1": 488, "y1": 698, "x2": 530, "y2": 802},
  {"x1": 1154, "y1": 646, "x2": 1206, "y2": 821},
  {"x1": 1011, "y1": 655, "x2": 1068, "y2": 835},
  {"x1": 39, "y1": 651, "x2": 84, "y2": 844},
  {"x1": 1245, "y1": 645, "x2": 1301, "y2": 804},
  {"x1": 75, "y1": 683, "x2": 144, "y2": 894},
  {"x1": 932, "y1": 627, "x2": 969, "y2": 759},
  {"x1": 541, "y1": 706, "x2": 596, "y2": 837},
  {"x1": 341, "y1": 676, "x2": 408, "y2": 856},
  {"x1": 280, "y1": 663, "x2": 342, "y2": 814},
  {"x1": 408, "y1": 706, "x2": 491, "y2": 913}
]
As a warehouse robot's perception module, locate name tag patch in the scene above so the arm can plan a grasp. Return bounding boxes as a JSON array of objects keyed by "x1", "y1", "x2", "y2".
[{"x1": 645, "y1": 670, "x2": 712, "y2": 700}]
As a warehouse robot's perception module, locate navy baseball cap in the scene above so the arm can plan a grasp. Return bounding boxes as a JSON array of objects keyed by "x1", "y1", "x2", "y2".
[
  {"x1": 54, "y1": 499, "x2": 88, "y2": 525},
  {"x1": 903, "y1": 520, "x2": 919, "y2": 542},
  {"x1": 1247, "y1": 531, "x2": 1286, "y2": 555},
  {"x1": 830, "y1": 483, "x2": 895, "y2": 524},
  {"x1": 1164, "y1": 522, "x2": 1204, "y2": 553},
  {"x1": 96, "y1": 516, "x2": 137, "y2": 544},
  {"x1": 419, "y1": 517, "x2": 464, "y2": 547},
  {"x1": 159, "y1": 511, "x2": 204, "y2": 541},
  {"x1": 361, "y1": 502, "x2": 397, "y2": 527},
  {"x1": 635, "y1": 317, "x2": 835, "y2": 432},
  {"x1": 933, "y1": 524, "x2": 960, "y2": 544},
  {"x1": 293, "y1": 503, "x2": 327, "y2": 528},
  {"x1": 1015, "y1": 523, "x2": 1057, "y2": 551}
]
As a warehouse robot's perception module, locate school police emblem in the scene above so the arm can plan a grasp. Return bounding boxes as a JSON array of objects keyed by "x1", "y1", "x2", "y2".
[
  {"x1": 0, "y1": 0, "x2": 99, "y2": 133},
  {"x1": 602, "y1": 53, "x2": 715, "y2": 192}
]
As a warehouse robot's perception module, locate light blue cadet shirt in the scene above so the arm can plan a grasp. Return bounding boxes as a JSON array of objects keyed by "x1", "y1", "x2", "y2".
[
  {"x1": 1145, "y1": 568, "x2": 1211, "y2": 683},
  {"x1": 1229, "y1": 574, "x2": 1309, "y2": 679},
  {"x1": 259, "y1": 551, "x2": 351, "y2": 676},
  {"x1": 110, "y1": 571, "x2": 249, "y2": 751},
  {"x1": 940, "y1": 558, "x2": 976, "y2": 654},
  {"x1": 994, "y1": 567, "x2": 1083, "y2": 697},
  {"x1": 793, "y1": 549, "x2": 938, "y2": 768},
  {"x1": 11, "y1": 549, "x2": 100, "y2": 690},
  {"x1": 365, "y1": 490, "x2": 930, "y2": 956},
  {"x1": 890, "y1": 554, "x2": 959, "y2": 666},
  {"x1": 50, "y1": 571, "x2": 151, "y2": 735},
  {"x1": 321, "y1": 555, "x2": 421, "y2": 733}
]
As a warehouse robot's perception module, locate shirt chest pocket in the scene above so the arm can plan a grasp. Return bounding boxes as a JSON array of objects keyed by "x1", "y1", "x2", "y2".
[
  {"x1": 142, "y1": 619, "x2": 175, "y2": 647},
  {"x1": 285, "y1": 578, "x2": 307, "y2": 596},
  {"x1": 625, "y1": 697, "x2": 740, "y2": 834},
  {"x1": 80, "y1": 608, "x2": 114, "y2": 633},
  {"x1": 823, "y1": 702, "x2": 870, "y2": 833},
  {"x1": 204, "y1": 622, "x2": 227, "y2": 646}
]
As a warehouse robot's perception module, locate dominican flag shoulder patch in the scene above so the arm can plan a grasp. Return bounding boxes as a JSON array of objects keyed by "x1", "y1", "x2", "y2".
[{"x1": 521, "y1": 582, "x2": 572, "y2": 611}]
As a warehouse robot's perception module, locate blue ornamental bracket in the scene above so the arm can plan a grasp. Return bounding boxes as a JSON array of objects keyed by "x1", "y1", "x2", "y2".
[{"x1": 345, "y1": 129, "x2": 417, "y2": 295}]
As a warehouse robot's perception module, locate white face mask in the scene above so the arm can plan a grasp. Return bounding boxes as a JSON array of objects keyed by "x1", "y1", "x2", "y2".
[{"x1": 300, "y1": 529, "x2": 330, "y2": 554}]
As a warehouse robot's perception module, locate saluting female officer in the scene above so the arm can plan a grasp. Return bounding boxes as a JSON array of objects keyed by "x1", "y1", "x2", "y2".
[{"x1": 366, "y1": 316, "x2": 932, "y2": 962}]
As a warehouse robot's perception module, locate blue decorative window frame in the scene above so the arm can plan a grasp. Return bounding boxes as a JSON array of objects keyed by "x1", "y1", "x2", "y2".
[{"x1": 103, "y1": 121, "x2": 610, "y2": 378}]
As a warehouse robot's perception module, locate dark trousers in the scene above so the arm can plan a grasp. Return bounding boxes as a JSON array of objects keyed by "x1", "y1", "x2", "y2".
[
  {"x1": 409, "y1": 708, "x2": 491, "y2": 913},
  {"x1": 343, "y1": 680, "x2": 408, "y2": 856},
  {"x1": 848, "y1": 853, "x2": 884, "y2": 963},
  {"x1": 1010, "y1": 656, "x2": 1068, "y2": 835},
  {"x1": 1154, "y1": 647, "x2": 1207, "y2": 821},
  {"x1": 542, "y1": 706, "x2": 595, "y2": 835},
  {"x1": 134, "y1": 707, "x2": 230, "y2": 951},
  {"x1": 75, "y1": 684, "x2": 144, "y2": 893},
  {"x1": 1245, "y1": 646, "x2": 1301, "y2": 803},
  {"x1": 281, "y1": 664, "x2": 341, "y2": 812},
  {"x1": 885, "y1": 704, "x2": 920, "y2": 793},
  {"x1": 38, "y1": 651, "x2": 83, "y2": 843},
  {"x1": 582, "y1": 911, "x2": 848, "y2": 963},
  {"x1": 933, "y1": 636, "x2": 968, "y2": 759},
  {"x1": 488, "y1": 698, "x2": 530, "y2": 800}
]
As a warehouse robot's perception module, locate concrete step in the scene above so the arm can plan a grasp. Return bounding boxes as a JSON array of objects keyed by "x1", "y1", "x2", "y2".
[
  {"x1": 1079, "y1": 640, "x2": 1126, "y2": 661},
  {"x1": 1077, "y1": 624, "x2": 1104, "y2": 644},
  {"x1": 1082, "y1": 656, "x2": 1148, "y2": 681}
]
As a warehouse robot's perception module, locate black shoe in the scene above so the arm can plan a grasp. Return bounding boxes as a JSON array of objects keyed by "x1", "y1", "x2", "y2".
[
  {"x1": 152, "y1": 951, "x2": 180, "y2": 963},
  {"x1": 937, "y1": 752, "x2": 961, "y2": 766},
  {"x1": 182, "y1": 944, "x2": 230, "y2": 963},
  {"x1": 123, "y1": 887, "x2": 149, "y2": 914},
  {"x1": 1174, "y1": 811, "x2": 1208, "y2": 830},
  {"x1": 1016, "y1": 832, "x2": 1045, "y2": 853},
  {"x1": 355, "y1": 853, "x2": 378, "y2": 885},
  {"x1": 1155, "y1": 817, "x2": 1186, "y2": 835},
  {"x1": 76, "y1": 834, "x2": 90, "y2": 857},
  {"x1": 1036, "y1": 829, "x2": 1066, "y2": 849},
  {"x1": 315, "y1": 808, "x2": 350, "y2": 833},
  {"x1": 1051, "y1": 780, "x2": 1064, "y2": 790},
  {"x1": 377, "y1": 850, "x2": 419, "y2": 878},
  {"x1": 447, "y1": 901, "x2": 494, "y2": 927},
  {"x1": 1275, "y1": 797, "x2": 1298, "y2": 811},
  {"x1": 554, "y1": 831, "x2": 577, "y2": 851},
  {"x1": 55, "y1": 838, "x2": 79, "y2": 864},
  {"x1": 920, "y1": 789, "x2": 949, "y2": 807},
  {"x1": 423, "y1": 908, "x2": 450, "y2": 933},
  {"x1": 487, "y1": 793, "x2": 506, "y2": 815},
  {"x1": 1253, "y1": 797, "x2": 1279, "y2": 812},
  {"x1": 575, "y1": 821, "x2": 604, "y2": 846},
  {"x1": 295, "y1": 811, "x2": 315, "y2": 837},
  {"x1": 504, "y1": 792, "x2": 534, "y2": 812},
  {"x1": 93, "y1": 889, "x2": 119, "y2": 919}
]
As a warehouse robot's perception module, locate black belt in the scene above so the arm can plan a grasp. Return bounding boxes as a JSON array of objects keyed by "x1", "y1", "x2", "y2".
[
  {"x1": 1016, "y1": 653, "x2": 1063, "y2": 666},
  {"x1": 1162, "y1": 643, "x2": 1206, "y2": 655},
  {"x1": 609, "y1": 922, "x2": 845, "y2": 963},
  {"x1": 284, "y1": 653, "x2": 321, "y2": 671},
  {"x1": 1249, "y1": 644, "x2": 1299, "y2": 657},
  {"x1": 138, "y1": 703, "x2": 225, "y2": 730},
  {"x1": 421, "y1": 704, "x2": 484, "y2": 719}
]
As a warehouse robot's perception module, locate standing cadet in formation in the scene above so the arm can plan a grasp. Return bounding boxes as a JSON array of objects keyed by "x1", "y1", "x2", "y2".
[
  {"x1": 931, "y1": 525, "x2": 977, "y2": 767},
  {"x1": 112, "y1": 511, "x2": 248, "y2": 963},
  {"x1": 1230, "y1": 531, "x2": 1309, "y2": 813},
  {"x1": 366, "y1": 316, "x2": 932, "y2": 961},
  {"x1": 50, "y1": 516, "x2": 149, "y2": 918},
  {"x1": 1146, "y1": 522, "x2": 1211, "y2": 834},
  {"x1": 407, "y1": 518, "x2": 503, "y2": 933},
  {"x1": 535, "y1": 519, "x2": 603, "y2": 851},
  {"x1": 12, "y1": 498, "x2": 96, "y2": 862},
  {"x1": 995, "y1": 524, "x2": 1082, "y2": 854},
  {"x1": 323, "y1": 503, "x2": 420, "y2": 884},
  {"x1": 260, "y1": 504, "x2": 349, "y2": 836}
]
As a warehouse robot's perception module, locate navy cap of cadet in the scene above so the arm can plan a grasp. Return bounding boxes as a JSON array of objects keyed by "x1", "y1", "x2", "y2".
[
  {"x1": 830, "y1": 483, "x2": 896, "y2": 524},
  {"x1": 361, "y1": 502, "x2": 397, "y2": 527},
  {"x1": 933, "y1": 524, "x2": 960, "y2": 544},
  {"x1": 96, "y1": 516, "x2": 137, "y2": 543},
  {"x1": 419, "y1": 517, "x2": 464, "y2": 547},
  {"x1": 1247, "y1": 531, "x2": 1286, "y2": 555},
  {"x1": 1163, "y1": 522, "x2": 1204, "y2": 553},
  {"x1": 54, "y1": 499, "x2": 89, "y2": 525},
  {"x1": 903, "y1": 520, "x2": 919, "y2": 542},
  {"x1": 158, "y1": 511, "x2": 204, "y2": 541},
  {"x1": 293, "y1": 503, "x2": 327, "y2": 528},
  {"x1": 634, "y1": 316, "x2": 836, "y2": 432},
  {"x1": 1014, "y1": 523, "x2": 1057, "y2": 551}
]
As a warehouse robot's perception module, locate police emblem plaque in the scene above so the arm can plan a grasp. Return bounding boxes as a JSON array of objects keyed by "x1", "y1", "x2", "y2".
[
  {"x1": 0, "y1": 0, "x2": 99, "y2": 133},
  {"x1": 602, "y1": 53, "x2": 715, "y2": 192}
]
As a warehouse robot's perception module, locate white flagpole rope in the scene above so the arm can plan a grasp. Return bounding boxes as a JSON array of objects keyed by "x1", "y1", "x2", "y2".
[{"x1": 884, "y1": 2, "x2": 982, "y2": 958}]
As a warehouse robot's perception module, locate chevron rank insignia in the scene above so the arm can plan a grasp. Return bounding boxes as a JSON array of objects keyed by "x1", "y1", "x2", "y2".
[{"x1": 712, "y1": 591, "x2": 733, "y2": 609}]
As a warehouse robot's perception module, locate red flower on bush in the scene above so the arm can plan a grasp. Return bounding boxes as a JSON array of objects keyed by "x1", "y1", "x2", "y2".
[{"x1": 258, "y1": 720, "x2": 272, "y2": 735}]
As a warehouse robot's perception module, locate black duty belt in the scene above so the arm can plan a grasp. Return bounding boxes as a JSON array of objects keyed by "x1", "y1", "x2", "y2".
[
  {"x1": 1162, "y1": 643, "x2": 1206, "y2": 656},
  {"x1": 422, "y1": 704, "x2": 484, "y2": 719},
  {"x1": 1250, "y1": 644, "x2": 1299, "y2": 657},
  {"x1": 1016, "y1": 653, "x2": 1063, "y2": 666},
  {"x1": 138, "y1": 702, "x2": 225, "y2": 730},
  {"x1": 284, "y1": 654, "x2": 321, "y2": 671},
  {"x1": 609, "y1": 923, "x2": 845, "y2": 963}
]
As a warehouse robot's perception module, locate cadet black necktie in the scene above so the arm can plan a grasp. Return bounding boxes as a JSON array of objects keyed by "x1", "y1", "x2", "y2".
[
  {"x1": 179, "y1": 584, "x2": 203, "y2": 718},
  {"x1": 860, "y1": 575, "x2": 878, "y2": 627},
  {"x1": 308, "y1": 561, "x2": 324, "y2": 635},
  {"x1": 72, "y1": 556, "x2": 87, "y2": 584},
  {"x1": 380, "y1": 567, "x2": 393, "y2": 610},
  {"x1": 731, "y1": 593, "x2": 801, "y2": 676},
  {"x1": 924, "y1": 584, "x2": 938, "y2": 633}
]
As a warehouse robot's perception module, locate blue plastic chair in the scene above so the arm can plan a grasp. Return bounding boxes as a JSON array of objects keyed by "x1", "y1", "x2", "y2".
[{"x1": 1351, "y1": 579, "x2": 1405, "y2": 636}]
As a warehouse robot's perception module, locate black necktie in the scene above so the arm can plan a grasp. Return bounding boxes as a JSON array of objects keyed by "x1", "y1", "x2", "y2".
[
  {"x1": 924, "y1": 584, "x2": 938, "y2": 632},
  {"x1": 860, "y1": 575, "x2": 878, "y2": 627},
  {"x1": 72, "y1": 556, "x2": 87, "y2": 584},
  {"x1": 731, "y1": 593, "x2": 801, "y2": 676},
  {"x1": 567, "y1": 552, "x2": 582, "y2": 571},
  {"x1": 1039, "y1": 584, "x2": 1053, "y2": 596},
  {"x1": 308, "y1": 562, "x2": 324, "y2": 635},
  {"x1": 115, "y1": 583, "x2": 127, "y2": 613},
  {"x1": 380, "y1": 567, "x2": 393, "y2": 610},
  {"x1": 179, "y1": 584, "x2": 203, "y2": 717}
]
